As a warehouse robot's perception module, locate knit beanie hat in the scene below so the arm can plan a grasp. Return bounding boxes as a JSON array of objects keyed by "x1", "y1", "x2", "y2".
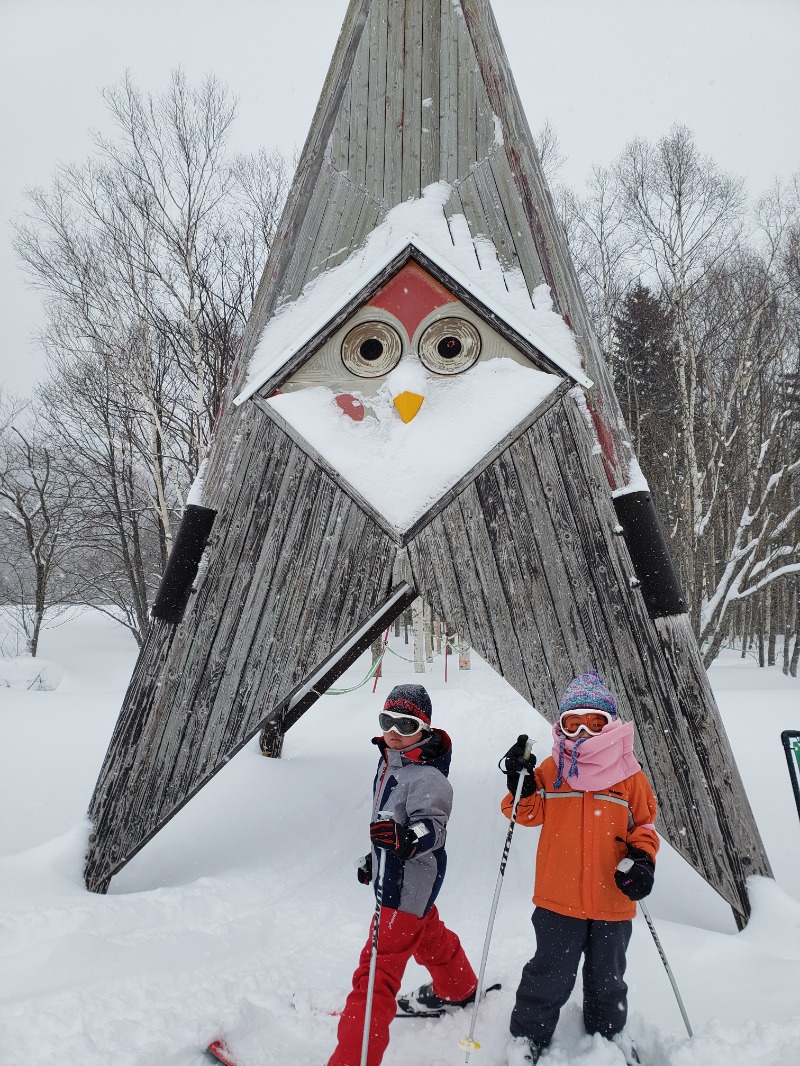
[
  {"x1": 383, "y1": 684, "x2": 433, "y2": 727},
  {"x1": 558, "y1": 670, "x2": 617, "y2": 718}
]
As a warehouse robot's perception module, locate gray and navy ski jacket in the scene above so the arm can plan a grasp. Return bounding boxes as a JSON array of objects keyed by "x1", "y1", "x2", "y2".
[{"x1": 370, "y1": 728, "x2": 453, "y2": 918}]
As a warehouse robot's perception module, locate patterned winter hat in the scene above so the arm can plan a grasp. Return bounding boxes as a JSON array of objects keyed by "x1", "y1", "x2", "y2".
[
  {"x1": 383, "y1": 684, "x2": 433, "y2": 726},
  {"x1": 558, "y1": 670, "x2": 617, "y2": 717}
]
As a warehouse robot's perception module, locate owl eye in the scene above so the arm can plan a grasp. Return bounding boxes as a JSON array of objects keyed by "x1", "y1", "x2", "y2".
[
  {"x1": 418, "y1": 318, "x2": 481, "y2": 375},
  {"x1": 341, "y1": 321, "x2": 403, "y2": 377}
]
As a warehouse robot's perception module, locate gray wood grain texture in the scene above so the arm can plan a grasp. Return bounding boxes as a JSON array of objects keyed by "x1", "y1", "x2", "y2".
[
  {"x1": 403, "y1": 391, "x2": 768, "y2": 920},
  {"x1": 85, "y1": 414, "x2": 397, "y2": 890}
]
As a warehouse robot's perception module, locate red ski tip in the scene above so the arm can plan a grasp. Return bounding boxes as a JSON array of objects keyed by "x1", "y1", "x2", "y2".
[{"x1": 207, "y1": 1039, "x2": 238, "y2": 1066}]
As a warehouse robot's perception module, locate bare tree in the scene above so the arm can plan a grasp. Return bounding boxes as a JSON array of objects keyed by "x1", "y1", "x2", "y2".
[
  {"x1": 697, "y1": 179, "x2": 800, "y2": 663},
  {"x1": 12, "y1": 71, "x2": 288, "y2": 644},
  {"x1": 561, "y1": 128, "x2": 798, "y2": 662},
  {"x1": 0, "y1": 398, "x2": 82, "y2": 656},
  {"x1": 556, "y1": 165, "x2": 637, "y2": 364},
  {"x1": 534, "y1": 120, "x2": 567, "y2": 184}
]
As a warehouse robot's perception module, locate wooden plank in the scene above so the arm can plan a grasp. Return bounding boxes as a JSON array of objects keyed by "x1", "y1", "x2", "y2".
[
  {"x1": 489, "y1": 151, "x2": 547, "y2": 294},
  {"x1": 401, "y1": 0, "x2": 424, "y2": 202},
  {"x1": 383, "y1": 0, "x2": 405, "y2": 205},
  {"x1": 451, "y1": 481, "x2": 534, "y2": 702},
  {"x1": 190, "y1": 458, "x2": 339, "y2": 778},
  {"x1": 468, "y1": 158, "x2": 521, "y2": 277},
  {"x1": 419, "y1": 0, "x2": 441, "y2": 189},
  {"x1": 279, "y1": 164, "x2": 346, "y2": 305},
  {"x1": 654, "y1": 613, "x2": 772, "y2": 922},
  {"x1": 329, "y1": 75, "x2": 352, "y2": 174},
  {"x1": 324, "y1": 173, "x2": 377, "y2": 274},
  {"x1": 244, "y1": 502, "x2": 397, "y2": 736},
  {"x1": 438, "y1": 0, "x2": 458, "y2": 184},
  {"x1": 365, "y1": 0, "x2": 389, "y2": 202},
  {"x1": 473, "y1": 451, "x2": 563, "y2": 714},
  {"x1": 501, "y1": 424, "x2": 594, "y2": 683},
  {"x1": 85, "y1": 617, "x2": 178, "y2": 887},
  {"x1": 305, "y1": 170, "x2": 364, "y2": 281},
  {"x1": 449, "y1": 169, "x2": 487, "y2": 249},
  {"x1": 456, "y1": 6, "x2": 478, "y2": 178},
  {"x1": 475, "y1": 70, "x2": 498, "y2": 161},
  {"x1": 408, "y1": 498, "x2": 503, "y2": 675},
  {"x1": 347, "y1": 8, "x2": 371, "y2": 188}
]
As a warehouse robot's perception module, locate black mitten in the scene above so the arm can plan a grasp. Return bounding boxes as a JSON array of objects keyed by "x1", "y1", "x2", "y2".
[
  {"x1": 356, "y1": 853, "x2": 373, "y2": 885},
  {"x1": 614, "y1": 842, "x2": 655, "y2": 900},
  {"x1": 499, "y1": 734, "x2": 537, "y2": 798}
]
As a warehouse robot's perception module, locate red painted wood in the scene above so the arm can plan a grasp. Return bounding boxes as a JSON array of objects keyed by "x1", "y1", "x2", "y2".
[{"x1": 367, "y1": 261, "x2": 456, "y2": 339}]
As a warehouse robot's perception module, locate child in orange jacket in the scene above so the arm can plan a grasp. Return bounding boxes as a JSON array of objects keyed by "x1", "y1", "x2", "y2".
[{"x1": 500, "y1": 671, "x2": 658, "y2": 1066}]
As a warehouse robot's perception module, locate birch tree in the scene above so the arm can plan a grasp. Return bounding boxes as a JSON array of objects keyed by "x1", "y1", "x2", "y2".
[{"x1": 13, "y1": 71, "x2": 288, "y2": 643}]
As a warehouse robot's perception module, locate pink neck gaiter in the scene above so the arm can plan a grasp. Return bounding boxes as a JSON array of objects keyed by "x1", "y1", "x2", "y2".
[{"x1": 551, "y1": 719, "x2": 641, "y2": 791}]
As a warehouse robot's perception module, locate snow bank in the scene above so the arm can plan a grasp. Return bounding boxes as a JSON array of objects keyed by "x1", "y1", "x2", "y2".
[
  {"x1": 0, "y1": 618, "x2": 798, "y2": 1066},
  {"x1": 0, "y1": 656, "x2": 64, "y2": 691}
]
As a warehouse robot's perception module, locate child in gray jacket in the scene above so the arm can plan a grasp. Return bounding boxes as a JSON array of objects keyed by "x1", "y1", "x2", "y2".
[{"x1": 327, "y1": 684, "x2": 477, "y2": 1066}]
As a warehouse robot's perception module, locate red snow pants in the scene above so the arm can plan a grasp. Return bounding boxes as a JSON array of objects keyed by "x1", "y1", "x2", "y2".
[{"x1": 327, "y1": 904, "x2": 477, "y2": 1066}]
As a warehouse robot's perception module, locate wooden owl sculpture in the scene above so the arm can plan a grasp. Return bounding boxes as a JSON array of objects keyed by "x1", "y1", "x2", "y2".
[{"x1": 85, "y1": 0, "x2": 770, "y2": 927}]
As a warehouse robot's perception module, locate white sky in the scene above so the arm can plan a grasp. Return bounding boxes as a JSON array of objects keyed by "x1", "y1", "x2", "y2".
[{"x1": 1, "y1": 0, "x2": 798, "y2": 398}]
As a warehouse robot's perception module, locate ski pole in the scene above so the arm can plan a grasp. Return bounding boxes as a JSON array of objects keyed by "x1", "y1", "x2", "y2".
[
  {"x1": 361, "y1": 812, "x2": 391, "y2": 1066},
  {"x1": 617, "y1": 857, "x2": 693, "y2": 1038},
  {"x1": 460, "y1": 736, "x2": 534, "y2": 1062}
]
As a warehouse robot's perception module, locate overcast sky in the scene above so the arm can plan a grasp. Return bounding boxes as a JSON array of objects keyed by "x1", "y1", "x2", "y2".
[{"x1": 2, "y1": 0, "x2": 798, "y2": 398}]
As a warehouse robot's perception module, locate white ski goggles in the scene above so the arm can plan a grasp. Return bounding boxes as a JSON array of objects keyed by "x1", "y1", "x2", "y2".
[
  {"x1": 559, "y1": 708, "x2": 612, "y2": 737},
  {"x1": 379, "y1": 710, "x2": 427, "y2": 736}
]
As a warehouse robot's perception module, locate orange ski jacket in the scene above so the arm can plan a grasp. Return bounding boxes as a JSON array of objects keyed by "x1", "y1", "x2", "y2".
[{"x1": 501, "y1": 756, "x2": 659, "y2": 921}]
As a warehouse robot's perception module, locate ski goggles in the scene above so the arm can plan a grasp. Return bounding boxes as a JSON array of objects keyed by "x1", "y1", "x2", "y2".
[
  {"x1": 559, "y1": 709, "x2": 612, "y2": 737},
  {"x1": 379, "y1": 710, "x2": 427, "y2": 737}
]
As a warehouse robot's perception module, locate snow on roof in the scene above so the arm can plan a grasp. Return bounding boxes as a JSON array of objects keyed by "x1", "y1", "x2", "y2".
[{"x1": 235, "y1": 182, "x2": 592, "y2": 405}]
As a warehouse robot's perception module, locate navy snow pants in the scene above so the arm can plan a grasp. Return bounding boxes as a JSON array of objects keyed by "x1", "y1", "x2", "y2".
[{"x1": 510, "y1": 906, "x2": 632, "y2": 1047}]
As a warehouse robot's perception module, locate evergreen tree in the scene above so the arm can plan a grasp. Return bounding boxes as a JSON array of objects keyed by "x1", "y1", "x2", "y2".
[{"x1": 613, "y1": 283, "x2": 683, "y2": 574}]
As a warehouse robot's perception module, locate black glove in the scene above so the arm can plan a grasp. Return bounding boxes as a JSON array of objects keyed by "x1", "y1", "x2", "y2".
[
  {"x1": 499, "y1": 734, "x2": 537, "y2": 798},
  {"x1": 614, "y1": 840, "x2": 655, "y2": 900},
  {"x1": 369, "y1": 819, "x2": 421, "y2": 860},
  {"x1": 356, "y1": 853, "x2": 373, "y2": 885}
]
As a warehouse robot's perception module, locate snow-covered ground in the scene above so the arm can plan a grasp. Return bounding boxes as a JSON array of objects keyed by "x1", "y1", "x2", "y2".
[{"x1": 1, "y1": 610, "x2": 798, "y2": 1066}]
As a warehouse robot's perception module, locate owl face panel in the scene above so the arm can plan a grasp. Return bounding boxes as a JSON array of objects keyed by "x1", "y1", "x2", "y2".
[
  {"x1": 277, "y1": 261, "x2": 538, "y2": 398},
  {"x1": 266, "y1": 259, "x2": 563, "y2": 531}
]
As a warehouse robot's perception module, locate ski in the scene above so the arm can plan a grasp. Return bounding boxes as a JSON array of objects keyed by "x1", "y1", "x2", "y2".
[
  {"x1": 206, "y1": 985, "x2": 503, "y2": 1063},
  {"x1": 396, "y1": 982, "x2": 501, "y2": 1018},
  {"x1": 207, "y1": 1038, "x2": 239, "y2": 1066}
]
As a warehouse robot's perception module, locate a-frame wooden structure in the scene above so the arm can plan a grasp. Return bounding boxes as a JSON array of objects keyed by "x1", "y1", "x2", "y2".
[{"x1": 84, "y1": 0, "x2": 771, "y2": 926}]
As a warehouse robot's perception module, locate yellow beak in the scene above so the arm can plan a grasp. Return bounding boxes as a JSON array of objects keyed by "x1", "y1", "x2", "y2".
[{"x1": 393, "y1": 391, "x2": 425, "y2": 424}]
